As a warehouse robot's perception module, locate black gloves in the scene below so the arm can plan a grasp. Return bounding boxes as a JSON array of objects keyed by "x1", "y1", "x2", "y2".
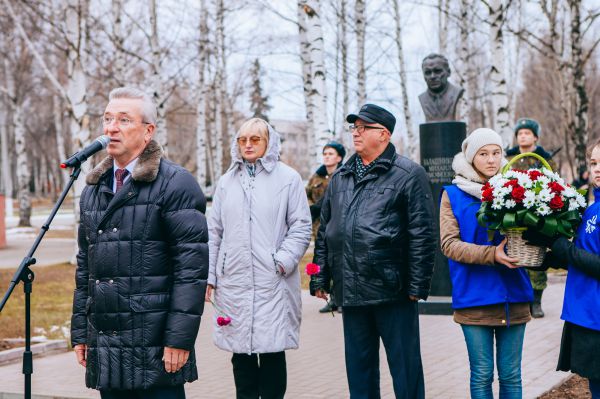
[{"x1": 522, "y1": 229, "x2": 560, "y2": 248}]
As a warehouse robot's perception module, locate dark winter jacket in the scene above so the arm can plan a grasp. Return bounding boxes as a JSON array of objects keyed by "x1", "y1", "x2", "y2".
[
  {"x1": 310, "y1": 143, "x2": 436, "y2": 306},
  {"x1": 70, "y1": 140, "x2": 208, "y2": 390}
]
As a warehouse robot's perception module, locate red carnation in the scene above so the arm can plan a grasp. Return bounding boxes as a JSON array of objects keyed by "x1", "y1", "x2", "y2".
[
  {"x1": 511, "y1": 186, "x2": 525, "y2": 203},
  {"x1": 217, "y1": 316, "x2": 232, "y2": 326},
  {"x1": 548, "y1": 182, "x2": 565, "y2": 194},
  {"x1": 528, "y1": 170, "x2": 543, "y2": 181},
  {"x1": 482, "y1": 188, "x2": 494, "y2": 202},
  {"x1": 305, "y1": 263, "x2": 321, "y2": 275},
  {"x1": 549, "y1": 195, "x2": 564, "y2": 210},
  {"x1": 503, "y1": 179, "x2": 518, "y2": 188}
]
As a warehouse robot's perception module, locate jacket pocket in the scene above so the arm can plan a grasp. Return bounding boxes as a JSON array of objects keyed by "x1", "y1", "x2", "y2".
[{"x1": 129, "y1": 293, "x2": 170, "y2": 313}]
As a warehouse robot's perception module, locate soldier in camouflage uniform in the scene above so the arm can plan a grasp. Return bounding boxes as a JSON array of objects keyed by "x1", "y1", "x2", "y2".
[
  {"x1": 506, "y1": 118, "x2": 557, "y2": 318},
  {"x1": 306, "y1": 141, "x2": 345, "y2": 313}
]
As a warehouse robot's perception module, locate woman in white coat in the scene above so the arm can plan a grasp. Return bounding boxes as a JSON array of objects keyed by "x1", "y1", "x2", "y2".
[{"x1": 206, "y1": 118, "x2": 312, "y2": 399}]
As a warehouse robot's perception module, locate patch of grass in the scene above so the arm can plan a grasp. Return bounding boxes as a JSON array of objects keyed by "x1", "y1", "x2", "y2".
[{"x1": 0, "y1": 263, "x2": 75, "y2": 342}]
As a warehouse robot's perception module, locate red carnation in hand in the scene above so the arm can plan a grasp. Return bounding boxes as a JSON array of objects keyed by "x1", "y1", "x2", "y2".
[
  {"x1": 217, "y1": 316, "x2": 232, "y2": 326},
  {"x1": 548, "y1": 182, "x2": 565, "y2": 194},
  {"x1": 482, "y1": 188, "x2": 494, "y2": 202},
  {"x1": 503, "y1": 179, "x2": 518, "y2": 188},
  {"x1": 511, "y1": 186, "x2": 525, "y2": 203},
  {"x1": 528, "y1": 170, "x2": 543, "y2": 181},
  {"x1": 305, "y1": 263, "x2": 321, "y2": 275},
  {"x1": 549, "y1": 195, "x2": 564, "y2": 210}
]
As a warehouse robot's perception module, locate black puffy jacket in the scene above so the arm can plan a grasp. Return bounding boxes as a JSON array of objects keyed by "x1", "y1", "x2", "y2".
[
  {"x1": 70, "y1": 141, "x2": 208, "y2": 390},
  {"x1": 310, "y1": 143, "x2": 435, "y2": 306}
]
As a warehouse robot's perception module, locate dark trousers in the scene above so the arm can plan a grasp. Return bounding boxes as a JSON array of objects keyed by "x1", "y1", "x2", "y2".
[
  {"x1": 231, "y1": 352, "x2": 287, "y2": 399},
  {"x1": 342, "y1": 300, "x2": 425, "y2": 399},
  {"x1": 590, "y1": 379, "x2": 600, "y2": 399},
  {"x1": 100, "y1": 385, "x2": 185, "y2": 399}
]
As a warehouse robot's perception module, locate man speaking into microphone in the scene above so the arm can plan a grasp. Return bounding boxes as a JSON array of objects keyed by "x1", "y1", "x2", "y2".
[{"x1": 70, "y1": 87, "x2": 208, "y2": 399}]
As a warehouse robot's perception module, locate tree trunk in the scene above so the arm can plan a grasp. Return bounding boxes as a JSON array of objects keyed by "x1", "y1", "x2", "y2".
[
  {"x1": 53, "y1": 94, "x2": 66, "y2": 191},
  {"x1": 458, "y1": 0, "x2": 473, "y2": 127},
  {"x1": 392, "y1": 0, "x2": 416, "y2": 160},
  {"x1": 13, "y1": 104, "x2": 31, "y2": 227},
  {"x1": 568, "y1": 0, "x2": 588, "y2": 175},
  {"x1": 355, "y1": 0, "x2": 366, "y2": 105},
  {"x1": 297, "y1": 1, "x2": 316, "y2": 161},
  {"x1": 195, "y1": 0, "x2": 209, "y2": 193},
  {"x1": 301, "y1": 0, "x2": 330, "y2": 169},
  {"x1": 488, "y1": 0, "x2": 512, "y2": 146},
  {"x1": 340, "y1": 0, "x2": 349, "y2": 145},
  {"x1": 438, "y1": 0, "x2": 449, "y2": 53},
  {"x1": 0, "y1": 97, "x2": 13, "y2": 202},
  {"x1": 111, "y1": 0, "x2": 126, "y2": 84},
  {"x1": 149, "y1": 0, "x2": 168, "y2": 153}
]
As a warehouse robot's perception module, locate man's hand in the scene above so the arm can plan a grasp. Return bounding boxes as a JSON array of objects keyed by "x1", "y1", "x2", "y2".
[
  {"x1": 205, "y1": 284, "x2": 214, "y2": 302},
  {"x1": 163, "y1": 347, "x2": 190, "y2": 373},
  {"x1": 409, "y1": 295, "x2": 420, "y2": 301},
  {"x1": 315, "y1": 289, "x2": 328, "y2": 301},
  {"x1": 74, "y1": 344, "x2": 87, "y2": 367},
  {"x1": 495, "y1": 238, "x2": 520, "y2": 268}
]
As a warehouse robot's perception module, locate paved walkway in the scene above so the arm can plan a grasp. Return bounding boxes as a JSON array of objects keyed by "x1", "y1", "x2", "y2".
[
  {"x1": 0, "y1": 274, "x2": 570, "y2": 399},
  {"x1": 0, "y1": 213, "x2": 76, "y2": 269}
]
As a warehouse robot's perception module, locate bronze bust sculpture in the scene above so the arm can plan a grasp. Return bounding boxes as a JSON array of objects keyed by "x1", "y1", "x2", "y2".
[{"x1": 418, "y1": 54, "x2": 465, "y2": 122}]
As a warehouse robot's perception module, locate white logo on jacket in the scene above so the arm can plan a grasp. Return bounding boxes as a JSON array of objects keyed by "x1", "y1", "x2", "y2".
[{"x1": 586, "y1": 214, "x2": 597, "y2": 234}]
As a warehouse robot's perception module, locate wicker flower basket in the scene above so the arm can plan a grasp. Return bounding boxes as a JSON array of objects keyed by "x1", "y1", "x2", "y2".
[{"x1": 503, "y1": 228, "x2": 547, "y2": 267}]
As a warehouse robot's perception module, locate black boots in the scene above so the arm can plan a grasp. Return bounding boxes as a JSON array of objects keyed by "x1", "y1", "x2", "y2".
[
  {"x1": 531, "y1": 289, "x2": 545, "y2": 318},
  {"x1": 319, "y1": 300, "x2": 338, "y2": 313}
]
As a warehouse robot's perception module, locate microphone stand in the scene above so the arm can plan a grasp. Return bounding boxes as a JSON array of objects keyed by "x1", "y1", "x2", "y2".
[{"x1": 0, "y1": 165, "x2": 82, "y2": 399}]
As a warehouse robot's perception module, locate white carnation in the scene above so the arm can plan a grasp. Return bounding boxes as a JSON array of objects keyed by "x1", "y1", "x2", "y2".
[
  {"x1": 536, "y1": 204, "x2": 551, "y2": 216},
  {"x1": 563, "y1": 187, "x2": 577, "y2": 198},
  {"x1": 536, "y1": 176, "x2": 550, "y2": 185},
  {"x1": 492, "y1": 198, "x2": 505, "y2": 210},
  {"x1": 538, "y1": 188, "x2": 552, "y2": 202},
  {"x1": 568, "y1": 199, "x2": 580, "y2": 211},
  {"x1": 523, "y1": 191, "x2": 536, "y2": 209}
]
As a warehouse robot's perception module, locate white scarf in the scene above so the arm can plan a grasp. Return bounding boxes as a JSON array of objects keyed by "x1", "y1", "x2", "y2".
[{"x1": 451, "y1": 152, "x2": 507, "y2": 198}]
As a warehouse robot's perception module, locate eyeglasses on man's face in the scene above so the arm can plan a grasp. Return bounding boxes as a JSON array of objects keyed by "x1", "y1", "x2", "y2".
[
  {"x1": 237, "y1": 136, "x2": 264, "y2": 145},
  {"x1": 347, "y1": 124, "x2": 384, "y2": 134},
  {"x1": 101, "y1": 116, "x2": 150, "y2": 127}
]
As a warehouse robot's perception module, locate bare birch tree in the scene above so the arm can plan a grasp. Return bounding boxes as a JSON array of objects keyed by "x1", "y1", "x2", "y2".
[
  {"x1": 1, "y1": 53, "x2": 31, "y2": 226},
  {"x1": 392, "y1": 0, "x2": 416, "y2": 159},
  {"x1": 355, "y1": 0, "x2": 366, "y2": 105},
  {"x1": 196, "y1": 0, "x2": 210, "y2": 193},
  {"x1": 299, "y1": 0, "x2": 330, "y2": 168},
  {"x1": 487, "y1": 0, "x2": 512, "y2": 145}
]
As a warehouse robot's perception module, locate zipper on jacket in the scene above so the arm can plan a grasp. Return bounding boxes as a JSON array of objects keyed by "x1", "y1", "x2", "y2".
[{"x1": 221, "y1": 252, "x2": 227, "y2": 276}]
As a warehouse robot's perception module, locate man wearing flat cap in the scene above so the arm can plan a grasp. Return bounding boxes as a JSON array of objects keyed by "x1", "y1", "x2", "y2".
[{"x1": 310, "y1": 104, "x2": 436, "y2": 398}]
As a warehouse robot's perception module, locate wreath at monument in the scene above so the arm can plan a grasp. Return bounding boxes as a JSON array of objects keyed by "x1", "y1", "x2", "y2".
[{"x1": 476, "y1": 152, "x2": 587, "y2": 266}]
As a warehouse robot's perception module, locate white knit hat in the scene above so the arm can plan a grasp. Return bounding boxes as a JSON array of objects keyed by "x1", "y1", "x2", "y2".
[{"x1": 461, "y1": 128, "x2": 504, "y2": 163}]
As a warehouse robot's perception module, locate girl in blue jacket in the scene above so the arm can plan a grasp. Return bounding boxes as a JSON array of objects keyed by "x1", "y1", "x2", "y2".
[
  {"x1": 440, "y1": 128, "x2": 533, "y2": 399},
  {"x1": 525, "y1": 139, "x2": 600, "y2": 398}
]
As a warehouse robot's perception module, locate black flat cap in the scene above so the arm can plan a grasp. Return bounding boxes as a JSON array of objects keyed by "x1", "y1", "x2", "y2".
[{"x1": 346, "y1": 104, "x2": 396, "y2": 134}]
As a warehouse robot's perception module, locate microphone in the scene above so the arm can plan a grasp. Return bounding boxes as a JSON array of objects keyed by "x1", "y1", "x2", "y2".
[{"x1": 60, "y1": 135, "x2": 111, "y2": 169}]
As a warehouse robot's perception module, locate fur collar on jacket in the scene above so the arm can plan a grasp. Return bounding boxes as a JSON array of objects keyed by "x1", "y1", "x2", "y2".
[
  {"x1": 451, "y1": 152, "x2": 508, "y2": 198},
  {"x1": 86, "y1": 140, "x2": 163, "y2": 185}
]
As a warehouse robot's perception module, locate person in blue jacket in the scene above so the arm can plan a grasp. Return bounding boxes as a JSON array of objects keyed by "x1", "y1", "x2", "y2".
[
  {"x1": 440, "y1": 128, "x2": 533, "y2": 399},
  {"x1": 524, "y1": 139, "x2": 600, "y2": 398}
]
